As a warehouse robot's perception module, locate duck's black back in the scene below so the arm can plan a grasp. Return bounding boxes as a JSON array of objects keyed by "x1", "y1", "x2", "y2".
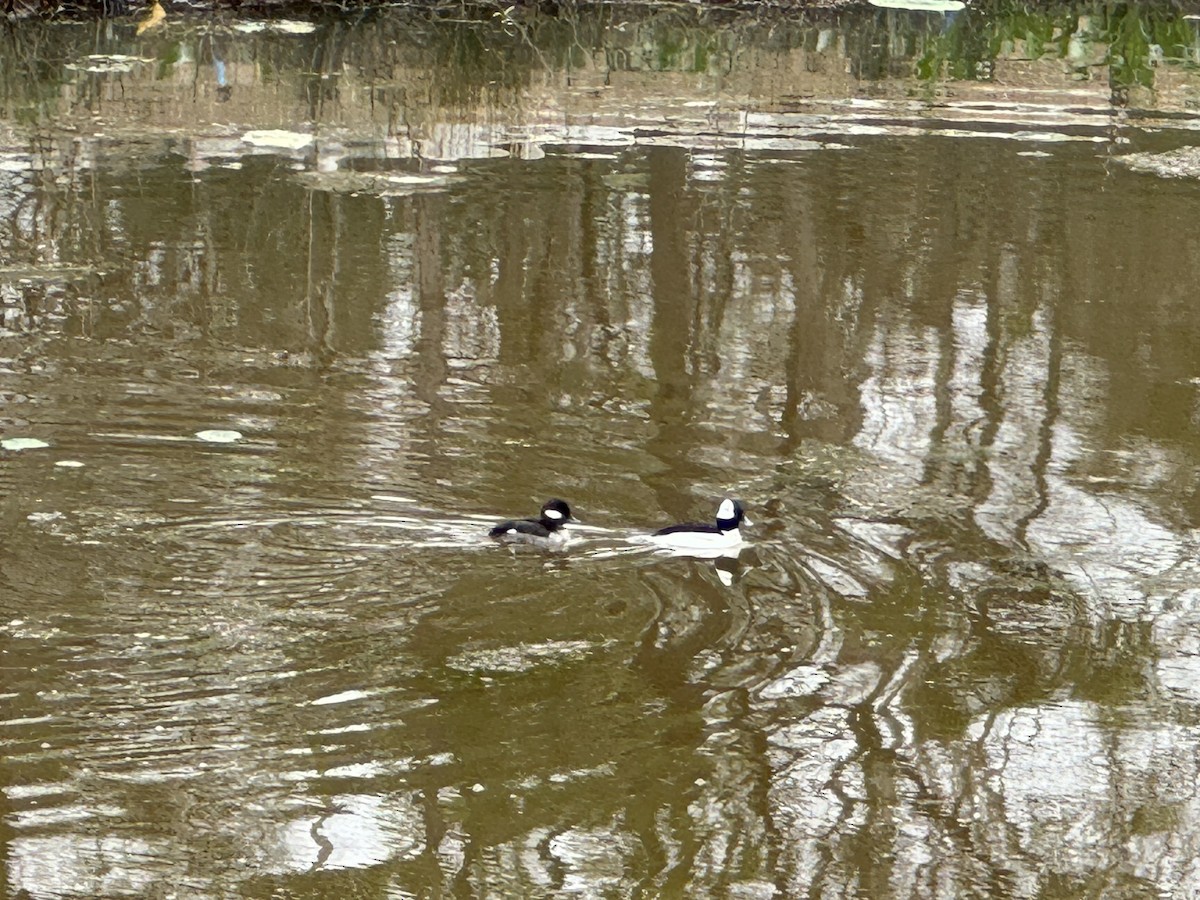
[
  {"x1": 653, "y1": 522, "x2": 721, "y2": 537},
  {"x1": 490, "y1": 517, "x2": 552, "y2": 539}
]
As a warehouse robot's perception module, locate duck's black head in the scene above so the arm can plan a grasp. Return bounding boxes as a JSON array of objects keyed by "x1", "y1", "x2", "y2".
[
  {"x1": 539, "y1": 498, "x2": 574, "y2": 531},
  {"x1": 715, "y1": 498, "x2": 748, "y2": 532}
]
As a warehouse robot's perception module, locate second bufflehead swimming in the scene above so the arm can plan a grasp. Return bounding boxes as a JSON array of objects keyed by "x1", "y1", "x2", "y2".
[
  {"x1": 647, "y1": 498, "x2": 751, "y2": 551},
  {"x1": 489, "y1": 498, "x2": 575, "y2": 548}
]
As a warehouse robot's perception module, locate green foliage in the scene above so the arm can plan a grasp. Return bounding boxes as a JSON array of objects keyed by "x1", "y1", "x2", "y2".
[{"x1": 905, "y1": 0, "x2": 1200, "y2": 92}]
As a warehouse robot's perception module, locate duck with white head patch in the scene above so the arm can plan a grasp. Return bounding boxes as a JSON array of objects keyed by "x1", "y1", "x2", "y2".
[
  {"x1": 488, "y1": 498, "x2": 575, "y2": 549},
  {"x1": 647, "y1": 498, "x2": 751, "y2": 552}
]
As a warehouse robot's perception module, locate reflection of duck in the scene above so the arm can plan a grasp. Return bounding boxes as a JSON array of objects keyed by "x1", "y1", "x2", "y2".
[
  {"x1": 488, "y1": 499, "x2": 575, "y2": 548},
  {"x1": 645, "y1": 542, "x2": 752, "y2": 586},
  {"x1": 712, "y1": 552, "x2": 745, "y2": 587},
  {"x1": 648, "y1": 499, "x2": 751, "y2": 552}
]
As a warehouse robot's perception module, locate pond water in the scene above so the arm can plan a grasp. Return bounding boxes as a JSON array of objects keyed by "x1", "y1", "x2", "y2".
[{"x1": 5, "y1": 3, "x2": 1200, "y2": 897}]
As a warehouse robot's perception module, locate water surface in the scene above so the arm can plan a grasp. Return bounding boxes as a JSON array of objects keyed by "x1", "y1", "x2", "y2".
[{"x1": 5, "y1": 4, "x2": 1200, "y2": 897}]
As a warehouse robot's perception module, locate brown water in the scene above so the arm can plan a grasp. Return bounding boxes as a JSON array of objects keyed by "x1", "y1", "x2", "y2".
[{"x1": 5, "y1": 4, "x2": 1200, "y2": 898}]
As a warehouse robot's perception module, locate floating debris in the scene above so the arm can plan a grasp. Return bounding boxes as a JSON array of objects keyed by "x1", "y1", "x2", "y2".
[
  {"x1": 242, "y1": 130, "x2": 314, "y2": 151},
  {"x1": 233, "y1": 20, "x2": 317, "y2": 34},
  {"x1": 294, "y1": 170, "x2": 459, "y2": 196},
  {"x1": 869, "y1": 0, "x2": 965, "y2": 9},
  {"x1": 195, "y1": 429, "x2": 244, "y2": 443},
  {"x1": 2, "y1": 438, "x2": 50, "y2": 451},
  {"x1": 54, "y1": 460, "x2": 85, "y2": 468},
  {"x1": 1116, "y1": 147, "x2": 1200, "y2": 180},
  {"x1": 136, "y1": 1, "x2": 165, "y2": 35},
  {"x1": 310, "y1": 689, "x2": 373, "y2": 707},
  {"x1": 65, "y1": 54, "x2": 155, "y2": 74}
]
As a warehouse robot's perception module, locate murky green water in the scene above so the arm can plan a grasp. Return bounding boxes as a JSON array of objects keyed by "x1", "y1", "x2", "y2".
[{"x1": 6, "y1": 3, "x2": 1200, "y2": 897}]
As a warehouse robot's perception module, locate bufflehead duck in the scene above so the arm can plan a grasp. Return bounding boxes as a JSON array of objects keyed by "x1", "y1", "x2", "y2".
[
  {"x1": 489, "y1": 499, "x2": 575, "y2": 548},
  {"x1": 648, "y1": 498, "x2": 751, "y2": 552}
]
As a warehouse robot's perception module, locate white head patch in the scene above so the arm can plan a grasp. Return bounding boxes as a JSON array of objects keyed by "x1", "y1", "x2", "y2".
[
  {"x1": 544, "y1": 508, "x2": 564, "y2": 520},
  {"x1": 717, "y1": 499, "x2": 736, "y2": 520}
]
